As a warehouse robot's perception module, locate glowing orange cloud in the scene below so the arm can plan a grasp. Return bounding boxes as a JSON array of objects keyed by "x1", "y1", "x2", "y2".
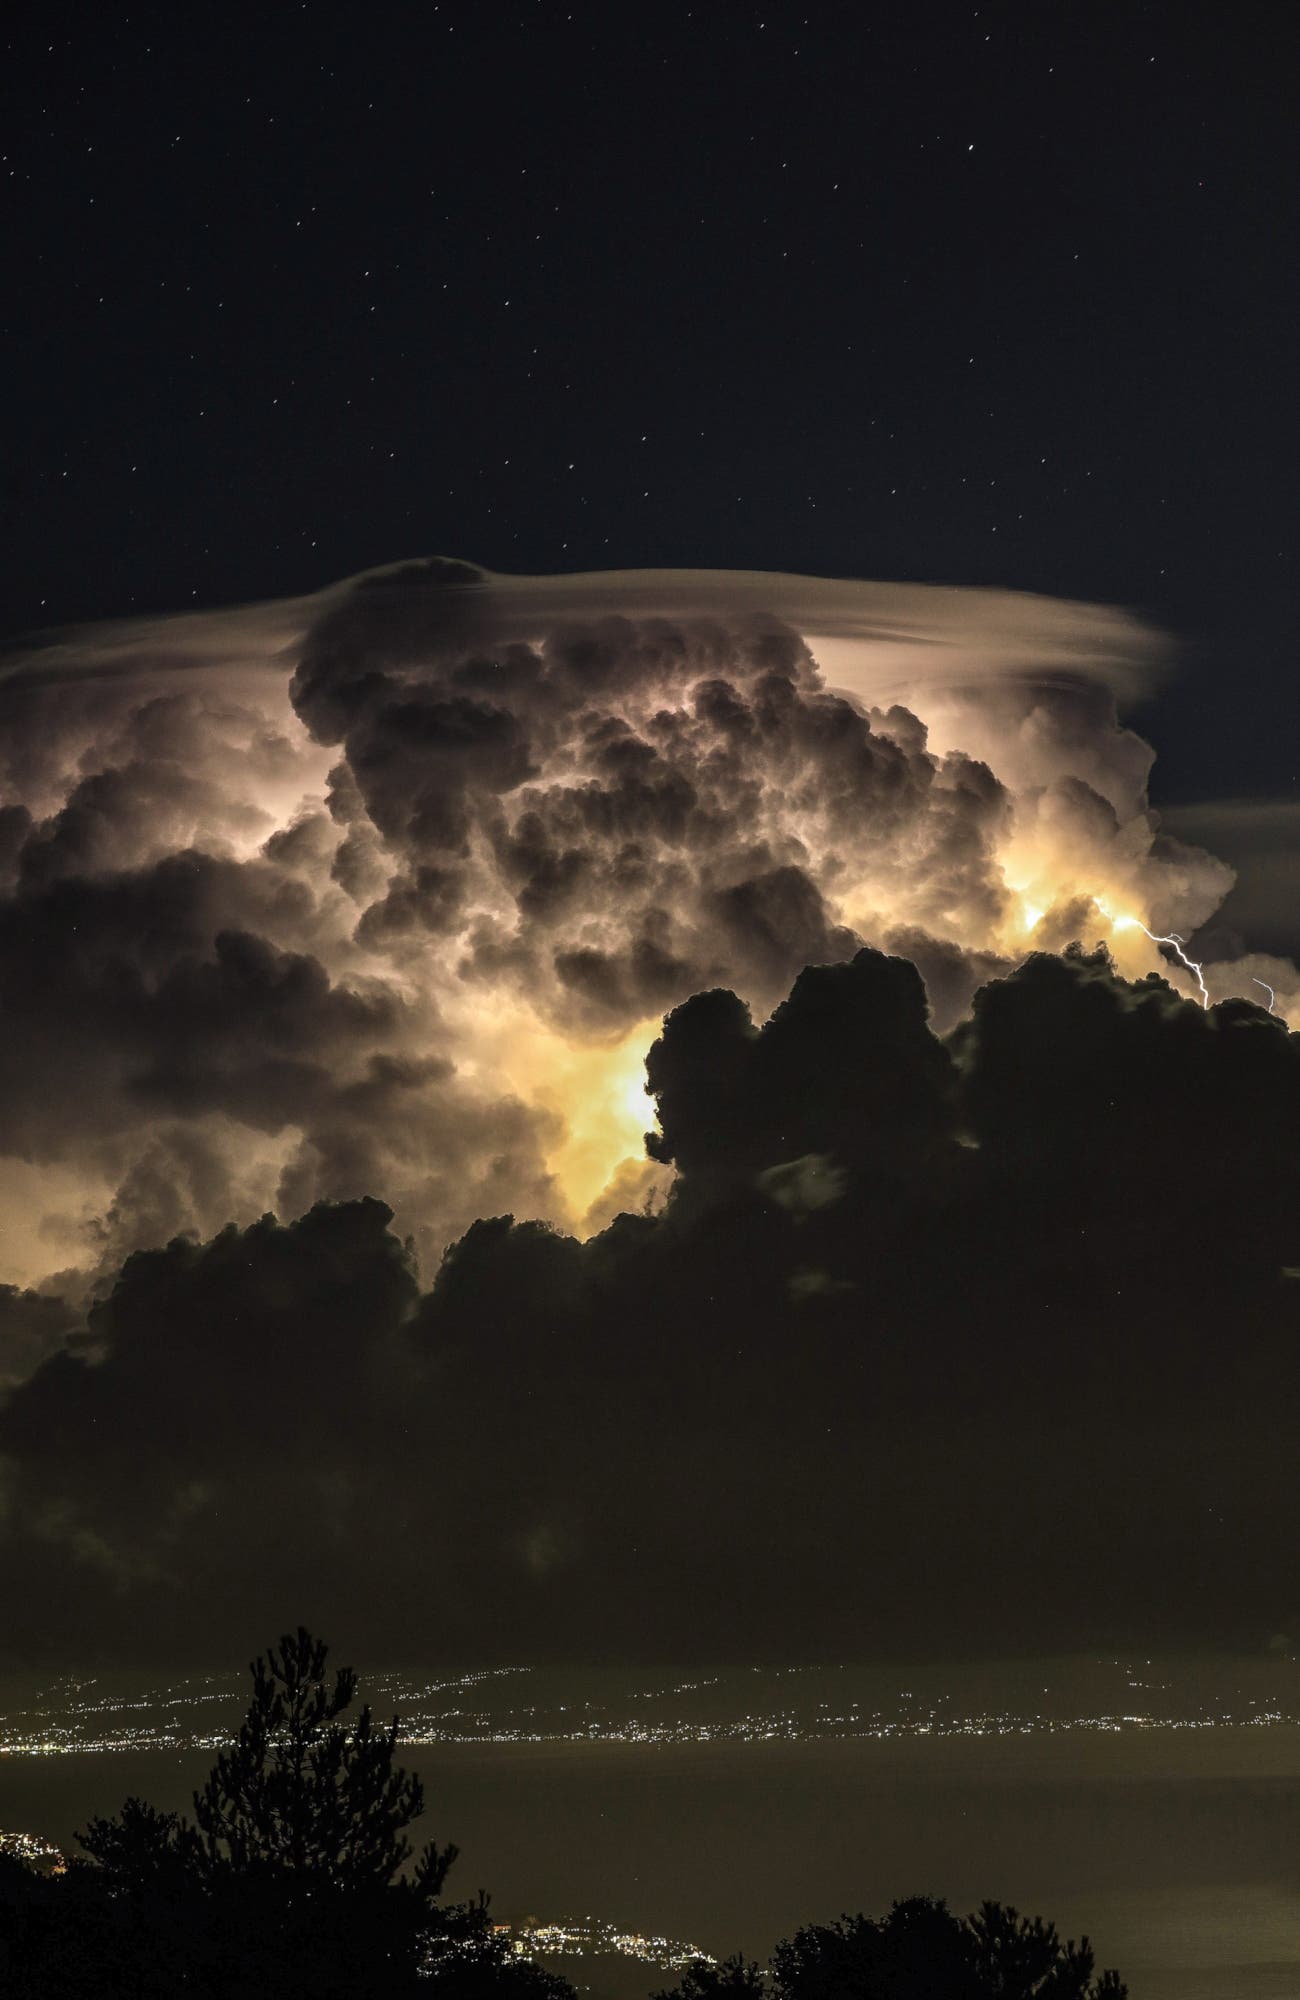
[{"x1": 0, "y1": 559, "x2": 1291, "y2": 1297}]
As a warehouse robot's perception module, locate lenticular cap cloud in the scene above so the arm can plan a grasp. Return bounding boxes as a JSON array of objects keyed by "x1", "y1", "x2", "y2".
[{"x1": 1, "y1": 558, "x2": 1169, "y2": 699}]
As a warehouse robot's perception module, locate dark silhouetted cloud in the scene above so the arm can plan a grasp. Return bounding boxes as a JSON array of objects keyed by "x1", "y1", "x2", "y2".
[{"x1": 0, "y1": 947, "x2": 1293, "y2": 1667}]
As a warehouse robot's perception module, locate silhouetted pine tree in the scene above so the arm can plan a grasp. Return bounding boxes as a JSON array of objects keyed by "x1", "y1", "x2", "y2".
[
  {"x1": 0, "y1": 1625, "x2": 574, "y2": 1999},
  {"x1": 657, "y1": 1896, "x2": 1127, "y2": 2000}
]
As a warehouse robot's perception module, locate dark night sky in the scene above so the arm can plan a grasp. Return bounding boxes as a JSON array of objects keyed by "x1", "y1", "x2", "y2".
[{"x1": 4, "y1": 0, "x2": 1297, "y2": 806}]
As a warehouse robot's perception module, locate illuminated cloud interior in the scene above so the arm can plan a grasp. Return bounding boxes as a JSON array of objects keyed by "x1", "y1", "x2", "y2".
[{"x1": 0, "y1": 558, "x2": 1291, "y2": 1293}]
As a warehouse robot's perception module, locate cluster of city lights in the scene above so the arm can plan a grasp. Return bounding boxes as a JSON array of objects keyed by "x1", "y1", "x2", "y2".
[
  {"x1": 1, "y1": 1660, "x2": 1297, "y2": 1758},
  {"x1": 0, "y1": 1827, "x2": 65, "y2": 1870},
  {"x1": 500, "y1": 1915, "x2": 712, "y2": 1970}
]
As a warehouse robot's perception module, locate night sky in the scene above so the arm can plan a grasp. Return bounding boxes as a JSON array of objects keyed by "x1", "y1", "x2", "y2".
[
  {"x1": 1, "y1": 4, "x2": 1298, "y2": 1674},
  {"x1": 6, "y1": 2, "x2": 1297, "y2": 805}
]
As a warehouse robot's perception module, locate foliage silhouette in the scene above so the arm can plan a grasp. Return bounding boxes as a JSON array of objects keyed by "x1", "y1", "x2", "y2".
[
  {"x1": 183, "y1": 1624, "x2": 456, "y2": 1891},
  {"x1": 966, "y1": 1898, "x2": 1127, "y2": 1997},
  {"x1": 0, "y1": 1626, "x2": 575, "y2": 2000},
  {"x1": 657, "y1": 1896, "x2": 1127, "y2": 2000},
  {"x1": 652, "y1": 1953, "x2": 768, "y2": 2000}
]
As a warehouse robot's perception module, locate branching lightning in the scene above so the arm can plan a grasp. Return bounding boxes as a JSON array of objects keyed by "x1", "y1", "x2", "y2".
[
  {"x1": 1252, "y1": 976, "x2": 1277, "y2": 1015},
  {"x1": 1137, "y1": 926, "x2": 1209, "y2": 1008},
  {"x1": 1109, "y1": 914, "x2": 1209, "y2": 1008}
]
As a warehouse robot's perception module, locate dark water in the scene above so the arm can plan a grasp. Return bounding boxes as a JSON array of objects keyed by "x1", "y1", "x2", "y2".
[{"x1": 5, "y1": 1728, "x2": 1300, "y2": 1998}]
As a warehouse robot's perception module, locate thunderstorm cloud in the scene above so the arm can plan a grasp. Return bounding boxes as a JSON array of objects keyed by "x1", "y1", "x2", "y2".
[
  {"x1": 1, "y1": 558, "x2": 1283, "y2": 1301},
  {"x1": 0, "y1": 560, "x2": 1295, "y2": 1666}
]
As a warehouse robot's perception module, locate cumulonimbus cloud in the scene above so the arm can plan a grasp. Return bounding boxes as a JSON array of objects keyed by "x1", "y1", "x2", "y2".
[{"x1": 0, "y1": 559, "x2": 1289, "y2": 1299}]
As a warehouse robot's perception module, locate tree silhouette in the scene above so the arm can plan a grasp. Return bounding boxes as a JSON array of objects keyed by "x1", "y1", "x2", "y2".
[
  {"x1": 5, "y1": 1624, "x2": 572, "y2": 2000},
  {"x1": 652, "y1": 1953, "x2": 768, "y2": 2000},
  {"x1": 769, "y1": 1900, "x2": 973, "y2": 2000},
  {"x1": 966, "y1": 1899, "x2": 1127, "y2": 1998},
  {"x1": 185, "y1": 1624, "x2": 455, "y2": 1894},
  {"x1": 658, "y1": 1897, "x2": 1128, "y2": 2000}
]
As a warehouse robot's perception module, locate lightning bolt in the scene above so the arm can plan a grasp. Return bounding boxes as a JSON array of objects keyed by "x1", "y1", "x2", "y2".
[
  {"x1": 1252, "y1": 976, "x2": 1276, "y2": 1014},
  {"x1": 1108, "y1": 910, "x2": 1210, "y2": 1008},
  {"x1": 1134, "y1": 924, "x2": 1209, "y2": 1009}
]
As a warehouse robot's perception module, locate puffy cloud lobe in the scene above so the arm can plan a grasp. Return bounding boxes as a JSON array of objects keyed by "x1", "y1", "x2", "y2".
[
  {"x1": 0, "y1": 950, "x2": 1294, "y2": 1666},
  {"x1": 0, "y1": 841, "x2": 561, "y2": 1289},
  {"x1": 0, "y1": 669, "x2": 558, "y2": 1284},
  {"x1": 0, "y1": 854, "x2": 397, "y2": 1176},
  {"x1": 288, "y1": 565, "x2": 1026, "y2": 1029},
  {"x1": 645, "y1": 949, "x2": 953, "y2": 1198},
  {"x1": 879, "y1": 927, "x2": 1013, "y2": 1035}
]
